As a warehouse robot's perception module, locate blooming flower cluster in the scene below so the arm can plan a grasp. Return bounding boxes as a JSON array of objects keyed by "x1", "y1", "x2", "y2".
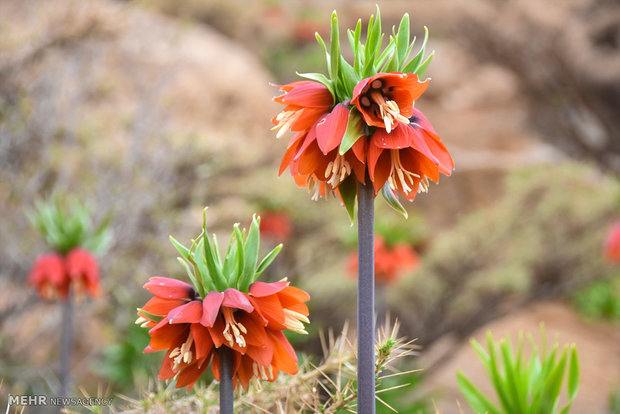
[
  {"x1": 346, "y1": 236, "x2": 419, "y2": 285},
  {"x1": 137, "y1": 210, "x2": 310, "y2": 390},
  {"x1": 27, "y1": 199, "x2": 109, "y2": 300},
  {"x1": 272, "y1": 9, "x2": 453, "y2": 219},
  {"x1": 28, "y1": 248, "x2": 100, "y2": 299}
]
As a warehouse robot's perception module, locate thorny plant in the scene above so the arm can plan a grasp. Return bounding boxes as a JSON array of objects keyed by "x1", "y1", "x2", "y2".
[{"x1": 115, "y1": 318, "x2": 421, "y2": 413}]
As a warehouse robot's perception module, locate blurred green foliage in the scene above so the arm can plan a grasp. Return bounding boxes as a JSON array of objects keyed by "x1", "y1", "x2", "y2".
[
  {"x1": 458, "y1": 329, "x2": 579, "y2": 414},
  {"x1": 571, "y1": 274, "x2": 620, "y2": 322}
]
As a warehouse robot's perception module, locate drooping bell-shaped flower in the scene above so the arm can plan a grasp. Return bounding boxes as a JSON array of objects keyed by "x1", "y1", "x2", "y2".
[{"x1": 137, "y1": 210, "x2": 310, "y2": 391}]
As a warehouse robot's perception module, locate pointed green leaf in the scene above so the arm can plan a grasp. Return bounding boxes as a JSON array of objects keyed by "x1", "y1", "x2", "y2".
[
  {"x1": 339, "y1": 175, "x2": 357, "y2": 223},
  {"x1": 403, "y1": 26, "x2": 428, "y2": 73},
  {"x1": 233, "y1": 223, "x2": 245, "y2": 289},
  {"x1": 240, "y1": 215, "x2": 260, "y2": 291},
  {"x1": 177, "y1": 257, "x2": 207, "y2": 297},
  {"x1": 457, "y1": 372, "x2": 503, "y2": 414},
  {"x1": 567, "y1": 345, "x2": 579, "y2": 401},
  {"x1": 415, "y1": 50, "x2": 435, "y2": 78},
  {"x1": 338, "y1": 109, "x2": 364, "y2": 155},
  {"x1": 329, "y1": 11, "x2": 340, "y2": 84},
  {"x1": 254, "y1": 244, "x2": 283, "y2": 282},
  {"x1": 296, "y1": 72, "x2": 335, "y2": 98},
  {"x1": 338, "y1": 56, "x2": 358, "y2": 98},
  {"x1": 381, "y1": 182, "x2": 408, "y2": 218},
  {"x1": 315, "y1": 32, "x2": 331, "y2": 75},
  {"x1": 169, "y1": 235, "x2": 191, "y2": 259},
  {"x1": 137, "y1": 308, "x2": 165, "y2": 324},
  {"x1": 396, "y1": 13, "x2": 410, "y2": 63}
]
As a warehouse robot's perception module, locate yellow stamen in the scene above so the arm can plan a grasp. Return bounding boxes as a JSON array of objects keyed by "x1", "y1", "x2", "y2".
[
  {"x1": 170, "y1": 335, "x2": 194, "y2": 370},
  {"x1": 324, "y1": 154, "x2": 351, "y2": 188},
  {"x1": 271, "y1": 110, "x2": 301, "y2": 138},
  {"x1": 283, "y1": 309, "x2": 309, "y2": 335},
  {"x1": 388, "y1": 150, "x2": 420, "y2": 195},
  {"x1": 222, "y1": 308, "x2": 247, "y2": 348},
  {"x1": 367, "y1": 90, "x2": 409, "y2": 133}
]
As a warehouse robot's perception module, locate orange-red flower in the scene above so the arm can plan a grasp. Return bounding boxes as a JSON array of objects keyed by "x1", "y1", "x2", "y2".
[
  {"x1": 351, "y1": 72, "x2": 429, "y2": 134},
  {"x1": 272, "y1": 81, "x2": 333, "y2": 137},
  {"x1": 27, "y1": 253, "x2": 69, "y2": 299},
  {"x1": 138, "y1": 277, "x2": 310, "y2": 391},
  {"x1": 27, "y1": 248, "x2": 101, "y2": 300},
  {"x1": 259, "y1": 211, "x2": 292, "y2": 241},
  {"x1": 274, "y1": 82, "x2": 367, "y2": 199},
  {"x1": 367, "y1": 108, "x2": 454, "y2": 199},
  {"x1": 604, "y1": 222, "x2": 620, "y2": 264},
  {"x1": 66, "y1": 248, "x2": 100, "y2": 298},
  {"x1": 347, "y1": 236, "x2": 420, "y2": 285}
]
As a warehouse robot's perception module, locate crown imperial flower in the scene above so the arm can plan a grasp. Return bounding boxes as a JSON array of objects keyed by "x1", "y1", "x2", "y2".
[
  {"x1": 271, "y1": 7, "x2": 453, "y2": 220},
  {"x1": 137, "y1": 209, "x2": 310, "y2": 390}
]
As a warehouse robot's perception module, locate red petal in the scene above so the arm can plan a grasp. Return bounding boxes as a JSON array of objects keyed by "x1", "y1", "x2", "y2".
[
  {"x1": 168, "y1": 300, "x2": 203, "y2": 324},
  {"x1": 422, "y1": 130, "x2": 454, "y2": 175},
  {"x1": 270, "y1": 331, "x2": 298, "y2": 375},
  {"x1": 251, "y1": 295, "x2": 285, "y2": 329},
  {"x1": 278, "y1": 286, "x2": 310, "y2": 305},
  {"x1": 351, "y1": 77, "x2": 372, "y2": 104},
  {"x1": 200, "y1": 291, "x2": 224, "y2": 327},
  {"x1": 279, "y1": 81, "x2": 332, "y2": 108},
  {"x1": 249, "y1": 280, "x2": 289, "y2": 297},
  {"x1": 366, "y1": 138, "x2": 385, "y2": 182},
  {"x1": 191, "y1": 323, "x2": 214, "y2": 360},
  {"x1": 142, "y1": 296, "x2": 187, "y2": 317},
  {"x1": 222, "y1": 288, "x2": 254, "y2": 313},
  {"x1": 176, "y1": 359, "x2": 209, "y2": 390},
  {"x1": 407, "y1": 127, "x2": 440, "y2": 166},
  {"x1": 144, "y1": 277, "x2": 195, "y2": 300},
  {"x1": 372, "y1": 127, "x2": 411, "y2": 149},
  {"x1": 316, "y1": 104, "x2": 349, "y2": 154},
  {"x1": 246, "y1": 342, "x2": 274, "y2": 368},
  {"x1": 158, "y1": 350, "x2": 175, "y2": 380}
]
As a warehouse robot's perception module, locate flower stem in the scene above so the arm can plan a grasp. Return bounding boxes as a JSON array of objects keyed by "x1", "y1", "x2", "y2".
[
  {"x1": 219, "y1": 347, "x2": 234, "y2": 414},
  {"x1": 59, "y1": 290, "x2": 73, "y2": 400},
  {"x1": 357, "y1": 180, "x2": 375, "y2": 414}
]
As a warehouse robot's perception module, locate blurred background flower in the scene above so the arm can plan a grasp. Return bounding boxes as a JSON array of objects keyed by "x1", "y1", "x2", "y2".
[{"x1": 1, "y1": 0, "x2": 619, "y2": 412}]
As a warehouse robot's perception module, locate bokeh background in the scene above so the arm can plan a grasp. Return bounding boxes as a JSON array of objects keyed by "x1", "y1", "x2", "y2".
[{"x1": 1, "y1": 0, "x2": 619, "y2": 412}]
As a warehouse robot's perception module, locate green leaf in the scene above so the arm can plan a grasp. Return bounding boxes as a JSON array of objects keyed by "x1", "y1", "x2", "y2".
[
  {"x1": 338, "y1": 56, "x2": 358, "y2": 98},
  {"x1": 254, "y1": 244, "x2": 283, "y2": 282},
  {"x1": 233, "y1": 224, "x2": 245, "y2": 289},
  {"x1": 137, "y1": 308, "x2": 165, "y2": 324},
  {"x1": 177, "y1": 257, "x2": 207, "y2": 297},
  {"x1": 296, "y1": 72, "x2": 334, "y2": 98},
  {"x1": 338, "y1": 109, "x2": 364, "y2": 155},
  {"x1": 169, "y1": 235, "x2": 190, "y2": 259},
  {"x1": 240, "y1": 215, "x2": 260, "y2": 292},
  {"x1": 500, "y1": 339, "x2": 526, "y2": 413},
  {"x1": 315, "y1": 32, "x2": 331, "y2": 76},
  {"x1": 539, "y1": 349, "x2": 567, "y2": 414},
  {"x1": 339, "y1": 175, "x2": 357, "y2": 223},
  {"x1": 329, "y1": 11, "x2": 340, "y2": 85},
  {"x1": 396, "y1": 13, "x2": 410, "y2": 64},
  {"x1": 486, "y1": 334, "x2": 515, "y2": 413},
  {"x1": 381, "y1": 182, "x2": 408, "y2": 218},
  {"x1": 567, "y1": 345, "x2": 579, "y2": 401},
  {"x1": 457, "y1": 372, "x2": 503, "y2": 414},
  {"x1": 415, "y1": 50, "x2": 435, "y2": 78},
  {"x1": 403, "y1": 26, "x2": 428, "y2": 73}
]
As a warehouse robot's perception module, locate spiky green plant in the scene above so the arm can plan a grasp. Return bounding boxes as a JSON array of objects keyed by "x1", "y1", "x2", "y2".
[{"x1": 457, "y1": 328, "x2": 579, "y2": 414}]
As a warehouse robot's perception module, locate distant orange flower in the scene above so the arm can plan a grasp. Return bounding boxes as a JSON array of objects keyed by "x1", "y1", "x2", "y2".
[
  {"x1": 27, "y1": 254, "x2": 69, "y2": 299},
  {"x1": 139, "y1": 277, "x2": 310, "y2": 391},
  {"x1": 604, "y1": 222, "x2": 620, "y2": 264},
  {"x1": 259, "y1": 211, "x2": 292, "y2": 241},
  {"x1": 66, "y1": 248, "x2": 100, "y2": 298},
  {"x1": 347, "y1": 236, "x2": 420, "y2": 285},
  {"x1": 27, "y1": 249, "x2": 101, "y2": 300}
]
